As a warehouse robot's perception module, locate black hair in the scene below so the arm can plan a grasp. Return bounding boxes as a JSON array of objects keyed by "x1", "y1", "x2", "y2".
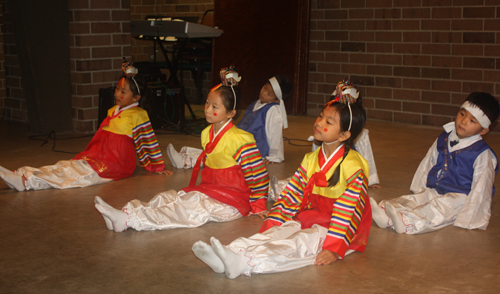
[
  {"x1": 274, "y1": 74, "x2": 293, "y2": 101},
  {"x1": 324, "y1": 102, "x2": 367, "y2": 188},
  {"x1": 465, "y1": 92, "x2": 500, "y2": 126},
  {"x1": 124, "y1": 74, "x2": 146, "y2": 100},
  {"x1": 213, "y1": 85, "x2": 241, "y2": 120}
]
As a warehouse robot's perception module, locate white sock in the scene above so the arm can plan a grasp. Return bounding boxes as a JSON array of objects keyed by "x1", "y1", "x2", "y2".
[
  {"x1": 94, "y1": 203, "x2": 128, "y2": 232},
  {"x1": 166, "y1": 144, "x2": 184, "y2": 169},
  {"x1": 0, "y1": 166, "x2": 14, "y2": 174},
  {"x1": 385, "y1": 203, "x2": 406, "y2": 234},
  {"x1": 192, "y1": 241, "x2": 225, "y2": 274},
  {"x1": 94, "y1": 196, "x2": 115, "y2": 231},
  {"x1": 370, "y1": 198, "x2": 390, "y2": 228},
  {"x1": 0, "y1": 172, "x2": 25, "y2": 191},
  {"x1": 211, "y1": 237, "x2": 249, "y2": 279},
  {"x1": 270, "y1": 176, "x2": 279, "y2": 200},
  {"x1": 0, "y1": 171, "x2": 14, "y2": 189}
]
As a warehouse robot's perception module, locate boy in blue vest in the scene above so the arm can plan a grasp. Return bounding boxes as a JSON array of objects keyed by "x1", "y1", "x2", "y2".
[
  {"x1": 237, "y1": 75, "x2": 292, "y2": 164},
  {"x1": 371, "y1": 92, "x2": 499, "y2": 234}
]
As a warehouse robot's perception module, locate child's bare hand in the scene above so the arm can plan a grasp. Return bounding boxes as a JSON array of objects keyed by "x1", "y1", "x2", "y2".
[
  {"x1": 156, "y1": 169, "x2": 173, "y2": 176},
  {"x1": 255, "y1": 210, "x2": 269, "y2": 219},
  {"x1": 314, "y1": 250, "x2": 338, "y2": 265}
]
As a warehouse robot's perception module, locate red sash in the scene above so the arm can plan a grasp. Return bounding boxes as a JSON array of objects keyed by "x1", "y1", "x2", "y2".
[
  {"x1": 189, "y1": 121, "x2": 233, "y2": 187},
  {"x1": 298, "y1": 145, "x2": 345, "y2": 212}
]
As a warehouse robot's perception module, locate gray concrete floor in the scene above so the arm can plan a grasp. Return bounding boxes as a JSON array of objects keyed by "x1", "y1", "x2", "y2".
[{"x1": 1, "y1": 116, "x2": 499, "y2": 293}]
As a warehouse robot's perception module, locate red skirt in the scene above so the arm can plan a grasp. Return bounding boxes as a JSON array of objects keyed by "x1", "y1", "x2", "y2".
[
  {"x1": 295, "y1": 193, "x2": 372, "y2": 254},
  {"x1": 74, "y1": 129, "x2": 136, "y2": 180},
  {"x1": 182, "y1": 165, "x2": 252, "y2": 216}
]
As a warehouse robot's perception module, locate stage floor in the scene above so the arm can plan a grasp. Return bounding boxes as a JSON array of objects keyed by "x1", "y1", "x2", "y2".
[{"x1": 1, "y1": 116, "x2": 499, "y2": 293}]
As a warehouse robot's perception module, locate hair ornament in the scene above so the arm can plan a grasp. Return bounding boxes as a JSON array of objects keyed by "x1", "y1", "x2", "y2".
[
  {"x1": 121, "y1": 57, "x2": 140, "y2": 95},
  {"x1": 212, "y1": 66, "x2": 241, "y2": 110},
  {"x1": 210, "y1": 83, "x2": 223, "y2": 92},
  {"x1": 325, "y1": 78, "x2": 359, "y2": 132},
  {"x1": 325, "y1": 78, "x2": 359, "y2": 107},
  {"x1": 219, "y1": 65, "x2": 241, "y2": 86}
]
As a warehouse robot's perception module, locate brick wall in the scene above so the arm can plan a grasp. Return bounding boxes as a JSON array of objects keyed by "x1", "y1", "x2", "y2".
[
  {"x1": 69, "y1": 0, "x2": 132, "y2": 132},
  {"x1": 308, "y1": 0, "x2": 500, "y2": 132},
  {"x1": 130, "y1": 0, "x2": 214, "y2": 103},
  {"x1": 1, "y1": 1, "x2": 26, "y2": 122}
]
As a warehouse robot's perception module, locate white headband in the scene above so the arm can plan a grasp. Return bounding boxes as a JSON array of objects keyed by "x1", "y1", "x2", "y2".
[
  {"x1": 330, "y1": 86, "x2": 358, "y2": 132},
  {"x1": 224, "y1": 72, "x2": 241, "y2": 110},
  {"x1": 269, "y1": 77, "x2": 288, "y2": 129},
  {"x1": 124, "y1": 66, "x2": 140, "y2": 95},
  {"x1": 461, "y1": 101, "x2": 491, "y2": 129}
]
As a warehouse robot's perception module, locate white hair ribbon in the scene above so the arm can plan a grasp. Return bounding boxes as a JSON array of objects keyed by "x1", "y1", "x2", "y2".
[{"x1": 269, "y1": 77, "x2": 288, "y2": 129}]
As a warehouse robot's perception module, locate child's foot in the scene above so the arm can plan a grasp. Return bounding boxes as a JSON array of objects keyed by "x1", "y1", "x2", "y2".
[
  {"x1": 94, "y1": 196, "x2": 116, "y2": 231},
  {"x1": 370, "y1": 198, "x2": 390, "y2": 228},
  {"x1": 192, "y1": 241, "x2": 225, "y2": 273},
  {"x1": 211, "y1": 237, "x2": 249, "y2": 279},
  {"x1": 0, "y1": 171, "x2": 14, "y2": 189},
  {"x1": 94, "y1": 203, "x2": 128, "y2": 232},
  {"x1": 0, "y1": 172, "x2": 25, "y2": 191},
  {"x1": 0, "y1": 166, "x2": 14, "y2": 174},
  {"x1": 385, "y1": 203, "x2": 406, "y2": 234},
  {"x1": 166, "y1": 144, "x2": 184, "y2": 169}
]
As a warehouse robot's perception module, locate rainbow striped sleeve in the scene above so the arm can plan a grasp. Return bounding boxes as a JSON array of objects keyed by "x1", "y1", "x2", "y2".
[
  {"x1": 323, "y1": 169, "x2": 368, "y2": 257},
  {"x1": 266, "y1": 165, "x2": 308, "y2": 224},
  {"x1": 233, "y1": 142, "x2": 269, "y2": 205},
  {"x1": 132, "y1": 121, "x2": 165, "y2": 172}
]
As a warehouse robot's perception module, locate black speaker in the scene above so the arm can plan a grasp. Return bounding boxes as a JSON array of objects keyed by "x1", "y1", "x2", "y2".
[
  {"x1": 134, "y1": 61, "x2": 167, "y2": 83},
  {"x1": 142, "y1": 82, "x2": 182, "y2": 129},
  {"x1": 98, "y1": 83, "x2": 181, "y2": 130},
  {"x1": 98, "y1": 87, "x2": 115, "y2": 126}
]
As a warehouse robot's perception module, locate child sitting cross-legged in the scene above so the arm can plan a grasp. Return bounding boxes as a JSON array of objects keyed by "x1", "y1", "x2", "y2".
[{"x1": 371, "y1": 92, "x2": 499, "y2": 234}]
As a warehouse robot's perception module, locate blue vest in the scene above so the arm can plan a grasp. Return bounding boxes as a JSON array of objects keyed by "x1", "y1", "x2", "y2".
[
  {"x1": 237, "y1": 101, "x2": 279, "y2": 158},
  {"x1": 426, "y1": 131, "x2": 498, "y2": 196}
]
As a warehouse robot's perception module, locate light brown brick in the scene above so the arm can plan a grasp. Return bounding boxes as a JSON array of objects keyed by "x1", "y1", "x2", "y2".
[
  {"x1": 402, "y1": 78, "x2": 431, "y2": 90},
  {"x1": 404, "y1": 55, "x2": 431, "y2": 66},
  {"x1": 421, "y1": 91, "x2": 451, "y2": 103},
  {"x1": 394, "y1": 112, "x2": 422, "y2": 124},
  {"x1": 403, "y1": 101, "x2": 430, "y2": 113}
]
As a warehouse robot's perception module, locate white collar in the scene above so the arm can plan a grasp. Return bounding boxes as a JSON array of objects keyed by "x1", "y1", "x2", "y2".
[
  {"x1": 443, "y1": 122, "x2": 482, "y2": 150},
  {"x1": 212, "y1": 119, "x2": 232, "y2": 142},
  {"x1": 114, "y1": 102, "x2": 138, "y2": 115},
  {"x1": 320, "y1": 143, "x2": 344, "y2": 170}
]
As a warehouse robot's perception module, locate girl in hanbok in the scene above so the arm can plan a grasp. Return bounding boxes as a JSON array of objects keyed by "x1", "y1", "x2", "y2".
[
  {"x1": 268, "y1": 79, "x2": 379, "y2": 201},
  {"x1": 94, "y1": 68, "x2": 269, "y2": 232},
  {"x1": 192, "y1": 88, "x2": 372, "y2": 278},
  {"x1": 167, "y1": 71, "x2": 292, "y2": 166},
  {"x1": 0, "y1": 60, "x2": 171, "y2": 191}
]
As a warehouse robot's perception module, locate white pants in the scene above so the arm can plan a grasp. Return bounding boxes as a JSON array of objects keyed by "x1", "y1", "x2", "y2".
[
  {"x1": 227, "y1": 221, "x2": 328, "y2": 275},
  {"x1": 16, "y1": 159, "x2": 111, "y2": 190},
  {"x1": 380, "y1": 188, "x2": 467, "y2": 234},
  {"x1": 123, "y1": 190, "x2": 242, "y2": 231}
]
